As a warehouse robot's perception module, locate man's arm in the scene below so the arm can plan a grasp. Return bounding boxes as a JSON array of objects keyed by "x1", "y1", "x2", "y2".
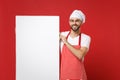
[
  {"x1": 65, "y1": 42, "x2": 88, "y2": 60},
  {"x1": 60, "y1": 34, "x2": 88, "y2": 60}
]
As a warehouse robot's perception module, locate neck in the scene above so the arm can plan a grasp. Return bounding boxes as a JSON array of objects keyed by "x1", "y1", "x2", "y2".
[{"x1": 70, "y1": 29, "x2": 80, "y2": 38}]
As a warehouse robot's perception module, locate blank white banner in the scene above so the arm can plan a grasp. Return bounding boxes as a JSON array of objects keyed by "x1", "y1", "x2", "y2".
[{"x1": 16, "y1": 16, "x2": 59, "y2": 80}]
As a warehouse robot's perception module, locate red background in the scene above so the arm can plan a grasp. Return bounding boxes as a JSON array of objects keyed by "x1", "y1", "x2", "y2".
[{"x1": 0, "y1": 0, "x2": 120, "y2": 80}]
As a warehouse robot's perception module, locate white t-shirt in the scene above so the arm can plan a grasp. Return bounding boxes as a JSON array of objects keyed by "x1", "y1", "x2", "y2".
[{"x1": 60, "y1": 31, "x2": 91, "y2": 52}]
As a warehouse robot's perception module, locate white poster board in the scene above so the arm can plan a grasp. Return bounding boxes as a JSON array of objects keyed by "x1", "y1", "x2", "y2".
[{"x1": 16, "y1": 16, "x2": 59, "y2": 80}]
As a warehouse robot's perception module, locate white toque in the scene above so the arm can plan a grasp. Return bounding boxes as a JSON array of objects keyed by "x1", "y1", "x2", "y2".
[{"x1": 70, "y1": 10, "x2": 86, "y2": 24}]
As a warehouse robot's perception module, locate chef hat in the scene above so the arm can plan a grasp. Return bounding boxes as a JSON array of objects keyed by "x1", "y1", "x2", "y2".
[{"x1": 70, "y1": 10, "x2": 86, "y2": 24}]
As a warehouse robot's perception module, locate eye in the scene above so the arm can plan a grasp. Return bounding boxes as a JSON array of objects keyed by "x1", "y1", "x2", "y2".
[
  {"x1": 70, "y1": 20, "x2": 74, "y2": 22},
  {"x1": 75, "y1": 19, "x2": 80, "y2": 22}
]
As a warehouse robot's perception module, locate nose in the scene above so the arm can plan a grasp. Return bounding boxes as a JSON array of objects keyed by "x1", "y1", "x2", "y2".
[{"x1": 73, "y1": 21, "x2": 77, "y2": 25}]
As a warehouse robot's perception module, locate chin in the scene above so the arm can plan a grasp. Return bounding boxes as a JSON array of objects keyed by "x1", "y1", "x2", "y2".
[{"x1": 71, "y1": 27, "x2": 80, "y2": 32}]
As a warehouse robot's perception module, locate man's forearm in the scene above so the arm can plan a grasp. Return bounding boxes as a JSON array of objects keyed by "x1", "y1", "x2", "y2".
[{"x1": 64, "y1": 41, "x2": 87, "y2": 60}]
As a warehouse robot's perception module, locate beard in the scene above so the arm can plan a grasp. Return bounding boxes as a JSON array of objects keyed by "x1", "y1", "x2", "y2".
[{"x1": 71, "y1": 24, "x2": 80, "y2": 32}]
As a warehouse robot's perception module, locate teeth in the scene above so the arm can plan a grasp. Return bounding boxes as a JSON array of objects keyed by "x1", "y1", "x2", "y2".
[{"x1": 73, "y1": 26, "x2": 77, "y2": 27}]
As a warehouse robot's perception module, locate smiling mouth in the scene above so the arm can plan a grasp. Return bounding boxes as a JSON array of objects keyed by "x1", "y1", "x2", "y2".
[{"x1": 72, "y1": 25, "x2": 78, "y2": 28}]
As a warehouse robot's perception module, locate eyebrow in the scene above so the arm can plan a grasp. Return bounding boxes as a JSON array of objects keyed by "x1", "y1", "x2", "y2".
[{"x1": 69, "y1": 19, "x2": 81, "y2": 21}]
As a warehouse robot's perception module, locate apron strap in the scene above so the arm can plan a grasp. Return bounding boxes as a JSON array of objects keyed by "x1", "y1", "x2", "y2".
[
  {"x1": 66, "y1": 31, "x2": 81, "y2": 46},
  {"x1": 66, "y1": 31, "x2": 70, "y2": 39},
  {"x1": 78, "y1": 33, "x2": 81, "y2": 46}
]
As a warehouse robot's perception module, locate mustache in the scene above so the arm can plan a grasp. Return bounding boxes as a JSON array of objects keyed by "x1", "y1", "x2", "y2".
[{"x1": 72, "y1": 24, "x2": 79, "y2": 26}]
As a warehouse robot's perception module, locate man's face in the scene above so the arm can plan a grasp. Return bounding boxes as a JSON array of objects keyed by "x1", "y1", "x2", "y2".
[{"x1": 69, "y1": 18, "x2": 82, "y2": 32}]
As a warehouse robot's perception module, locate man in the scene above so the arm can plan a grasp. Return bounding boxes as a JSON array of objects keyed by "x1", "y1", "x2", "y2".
[{"x1": 60, "y1": 10, "x2": 91, "y2": 80}]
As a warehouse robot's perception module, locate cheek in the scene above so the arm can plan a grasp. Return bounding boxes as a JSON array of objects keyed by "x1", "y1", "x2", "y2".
[
  {"x1": 77, "y1": 22, "x2": 82, "y2": 26},
  {"x1": 69, "y1": 22, "x2": 73, "y2": 26}
]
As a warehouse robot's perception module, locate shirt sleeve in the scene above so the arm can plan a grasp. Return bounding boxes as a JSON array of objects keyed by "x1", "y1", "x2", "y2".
[
  {"x1": 60, "y1": 31, "x2": 69, "y2": 37},
  {"x1": 81, "y1": 33, "x2": 91, "y2": 51},
  {"x1": 60, "y1": 31, "x2": 69, "y2": 52}
]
